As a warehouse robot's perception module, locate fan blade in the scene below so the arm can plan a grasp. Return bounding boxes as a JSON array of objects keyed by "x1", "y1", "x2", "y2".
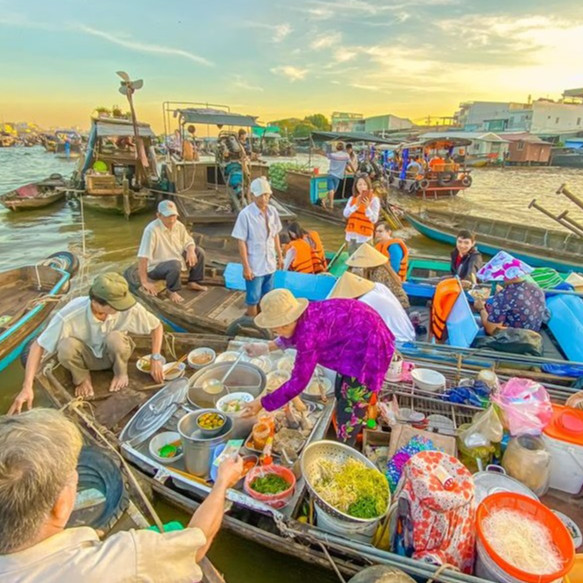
[
  {"x1": 118, "y1": 85, "x2": 128, "y2": 95},
  {"x1": 116, "y1": 71, "x2": 130, "y2": 81},
  {"x1": 132, "y1": 79, "x2": 144, "y2": 90}
]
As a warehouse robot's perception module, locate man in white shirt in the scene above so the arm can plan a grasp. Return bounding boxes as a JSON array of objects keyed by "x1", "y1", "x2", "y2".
[
  {"x1": 329, "y1": 271, "x2": 415, "y2": 342},
  {"x1": 138, "y1": 200, "x2": 207, "y2": 304},
  {"x1": 8, "y1": 273, "x2": 164, "y2": 413},
  {"x1": 0, "y1": 409, "x2": 243, "y2": 583},
  {"x1": 321, "y1": 142, "x2": 351, "y2": 210},
  {"x1": 231, "y1": 177, "x2": 283, "y2": 317}
]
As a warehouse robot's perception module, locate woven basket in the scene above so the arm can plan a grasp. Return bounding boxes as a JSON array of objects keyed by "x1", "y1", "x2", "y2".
[{"x1": 300, "y1": 440, "x2": 390, "y2": 524}]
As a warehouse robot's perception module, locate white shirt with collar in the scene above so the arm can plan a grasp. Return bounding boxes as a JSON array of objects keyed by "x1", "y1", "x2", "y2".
[
  {"x1": 138, "y1": 218, "x2": 195, "y2": 272},
  {"x1": 231, "y1": 202, "x2": 282, "y2": 277},
  {"x1": 37, "y1": 296, "x2": 161, "y2": 358}
]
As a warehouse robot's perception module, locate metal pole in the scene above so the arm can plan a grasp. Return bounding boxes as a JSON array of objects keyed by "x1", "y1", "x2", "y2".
[
  {"x1": 557, "y1": 182, "x2": 583, "y2": 211},
  {"x1": 529, "y1": 199, "x2": 583, "y2": 238}
]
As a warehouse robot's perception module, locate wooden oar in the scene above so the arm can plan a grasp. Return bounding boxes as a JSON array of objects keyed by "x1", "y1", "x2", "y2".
[{"x1": 325, "y1": 242, "x2": 347, "y2": 273}]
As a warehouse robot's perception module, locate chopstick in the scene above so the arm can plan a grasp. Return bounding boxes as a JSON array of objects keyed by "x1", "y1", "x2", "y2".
[{"x1": 164, "y1": 354, "x2": 188, "y2": 375}]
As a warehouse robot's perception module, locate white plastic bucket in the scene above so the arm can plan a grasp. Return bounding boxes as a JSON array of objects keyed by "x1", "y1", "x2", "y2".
[
  {"x1": 315, "y1": 505, "x2": 379, "y2": 544},
  {"x1": 475, "y1": 539, "x2": 523, "y2": 583},
  {"x1": 543, "y1": 434, "x2": 583, "y2": 495}
]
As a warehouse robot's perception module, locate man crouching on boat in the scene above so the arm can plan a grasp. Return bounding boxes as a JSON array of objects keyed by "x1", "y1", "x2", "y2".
[
  {"x1": 0, "y1": 409, "x2": 243, "y2": 582},
  {"x1": 8, "y1": 272, "x2": 164, "y2": 414}
]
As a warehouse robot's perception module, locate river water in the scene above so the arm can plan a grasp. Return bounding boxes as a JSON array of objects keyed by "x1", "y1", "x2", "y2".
[{"x1": 1, "y1": 146, "x2": 582, "y2": 581}]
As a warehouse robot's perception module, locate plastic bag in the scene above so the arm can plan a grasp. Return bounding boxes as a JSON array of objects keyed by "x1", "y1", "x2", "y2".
[
  {"x1": 491, "y1": 377, "x2": 553, "y2": 435},
  {"x1": 502, "y1": 434, "x2": 551, "y2": 496},
  {"x1": 458, "y1": 406, "x2": 504, "y2": 449}
]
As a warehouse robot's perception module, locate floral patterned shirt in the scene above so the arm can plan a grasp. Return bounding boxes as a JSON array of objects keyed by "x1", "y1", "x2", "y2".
[
  {"x1": 261, "y1": 299, "x2": 395, "y2": 411},
  {"x1": 486, "y1": 281, "x2": 547, "y2": 332}
]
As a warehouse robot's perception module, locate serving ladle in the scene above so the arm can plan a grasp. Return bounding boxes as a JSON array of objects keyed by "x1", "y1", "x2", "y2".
[{"x1": 201, "y1": 350, "x2": 246, "y2": 395}]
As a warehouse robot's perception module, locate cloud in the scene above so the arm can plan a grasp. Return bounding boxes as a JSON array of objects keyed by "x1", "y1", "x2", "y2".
[
  {"x1": 233, "y1": 75, "x2": 264, "y2": 92},
  {"x1": 310, "y1": 31, "x2": 341, "y2": 50},
  {"x1": 273, "y1": 23, "x2": 292, "y2": 42},
  {"x1": 73, "y1": 24, "x2": 213, "y2": 66},
  {"x1": 241, "y1": 21, "x2": 292, "y2": 43},
  {"x1": 270, "y1": 65, "x2": 308, "y2": 81},
  {"x1": 350, "y1": 83, "x2": 383, "y2": 92}
]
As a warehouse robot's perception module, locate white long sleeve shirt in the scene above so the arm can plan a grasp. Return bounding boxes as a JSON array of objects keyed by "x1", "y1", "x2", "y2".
[{"x1": 343, "y1": 196, "x2": 380, "y2": 243}]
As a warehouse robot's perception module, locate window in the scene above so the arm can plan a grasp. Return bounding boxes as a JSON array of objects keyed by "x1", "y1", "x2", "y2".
[
  {"x1": 517, "y1": 141, "x2": 524, "y2": 151},
  {"x1": 555, "y1": 117, "x2": 560, "y2": 124}
]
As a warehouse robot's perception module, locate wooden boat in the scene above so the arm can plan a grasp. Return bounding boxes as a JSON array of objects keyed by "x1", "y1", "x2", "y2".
[
  {"x1": 0, "y1": 252, "x2": 77, "y2": 371},
  {"x1": 161, "y1": 103, "x2": 296, "y2": 225},
  {"x1": 0, "y1": 133, "x2": 16, "y2": 147},
  {"x1": 36, "y1": 332, "x2": 581, "y2": 582},
  {"x1": 0, "y1": 174, "x2": 67, "y2": 211},
  {"x1": 389, "y1": 137, "x2": 473, "y2": 198},
  {"x1": 74, "y1": 117, "x2": 158, "y2": 218},
  {"x1": 405, "y1": 208, "x2": 583, "y2": 272}
]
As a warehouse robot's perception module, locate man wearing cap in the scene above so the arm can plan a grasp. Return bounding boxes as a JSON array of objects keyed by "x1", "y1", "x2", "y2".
[
  {"x1": 8, "y1": 273, "x2": 164, "y2": 414},
  {"x1": 231, "y1": 177, "x2": 283, "y2": 317},
  {"x1": 138, "y1": 200, "x2": 207, "y2": 304}
]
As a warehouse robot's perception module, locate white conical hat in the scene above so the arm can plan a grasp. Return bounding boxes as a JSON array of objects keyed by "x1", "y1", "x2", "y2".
[{"x1": 345, "y1": 243, "x2": 388, "y2": 268}]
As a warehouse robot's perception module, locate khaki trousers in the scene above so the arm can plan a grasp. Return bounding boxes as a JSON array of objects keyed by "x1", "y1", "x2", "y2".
[{"x1": 57, "y1": 331, "x2": 135, "y2": 386}]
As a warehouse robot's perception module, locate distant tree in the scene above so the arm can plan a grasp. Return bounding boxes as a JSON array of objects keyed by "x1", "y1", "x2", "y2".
[
  {"x1": 304, "y1": 114, "x2": 330, "y2": 131},
  {"x1": 293, "y1": 122, "x2": 316, "y2": 138}
]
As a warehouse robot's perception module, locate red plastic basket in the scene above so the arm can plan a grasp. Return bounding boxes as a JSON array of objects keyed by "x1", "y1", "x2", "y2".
[
  {"x1": 244, "y1": 464, "x2": 295, "y2": 509},
  {"x1": 476, "y1": 492, "x2": 575, "y2": 583}
]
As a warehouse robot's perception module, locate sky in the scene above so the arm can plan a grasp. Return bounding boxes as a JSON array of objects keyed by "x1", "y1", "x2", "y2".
[{"x1": 1, "y1": 0, "x2": 582, "y2": 132}]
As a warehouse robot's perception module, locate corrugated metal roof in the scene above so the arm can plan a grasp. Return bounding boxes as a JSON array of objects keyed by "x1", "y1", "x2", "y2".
[
  {"x1": 420, "y1": 131, "x2": 508, "y2": 143},
  {"x1": 95, "y1": 119, "x2": 155, "y2": 138},
  {"x1": 500, "y1": 133, "x2": 551, "y2": 144},
  {"x1": 176, "y1": 108, "x2": 257, "y2": 126},
  {"x1": 310, "y1": 130, "x2": 399, "y2": 144}
]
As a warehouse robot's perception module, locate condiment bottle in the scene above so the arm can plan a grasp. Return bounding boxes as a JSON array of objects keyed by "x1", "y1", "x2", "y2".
[
  {"x1": 260, "y1": 436, "x2": 274, "y2": 466},
  {"x1": 252, "y1": 422, "x2": 271, "y2": 450}
]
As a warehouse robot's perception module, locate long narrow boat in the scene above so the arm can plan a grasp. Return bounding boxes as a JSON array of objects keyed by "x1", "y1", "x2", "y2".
[
  {"x1": 0, "y1": 174, "x2": 67, "y2": 211},
  {"x1": 405, "y1": 208, "x2": 583, "y2": 272},
  {"x1": 0, "y1": 252, "x2": 77, "y2": 371},
  {"x1": 36, "y1": 332, "x2": 582, "y2": 582}
]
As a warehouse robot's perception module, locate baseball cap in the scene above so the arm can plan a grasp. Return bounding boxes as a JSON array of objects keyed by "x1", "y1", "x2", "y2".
[
  {"x1": 90, "y1": 272, "x2": 136, "y2": 311},
  {"x1": 250, "y1": 177, "x2": 272, "y2": 197},
  {"x1": 158, "y1": 200, "x2": 179, "y2": 217}
]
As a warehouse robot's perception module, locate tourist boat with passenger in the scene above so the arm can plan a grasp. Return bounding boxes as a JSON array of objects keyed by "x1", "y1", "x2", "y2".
[
  {"x1": 35, "y1": 330, "x2": 582, "y2": 582},
  {"x1": 389, "y1": 137, "x2": 473, "y2": 199},
  {"x1": 0, "y1": 251, "x2": 78, "y2": 371},
  {"x1": 159, "y1": 102, "x2": 295, "y2": 228},
  {"x1": 0, "y1": 173, "x2": 67, "y2": 211}
]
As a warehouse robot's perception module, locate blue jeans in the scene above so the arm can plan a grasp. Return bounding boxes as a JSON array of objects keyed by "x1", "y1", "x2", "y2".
[
  {"x1": 245, "y1": 273, "x2": 274, "y2": 306},
  {"x1": 326, "y1": 176, "x2": 340, "y2": 192}
]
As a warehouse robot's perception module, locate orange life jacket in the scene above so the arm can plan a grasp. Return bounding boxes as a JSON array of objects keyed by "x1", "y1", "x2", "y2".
[
  {"x1": 375, "y1": 239, "x2": 409, "y2": 281},
  {"x1": 430, "y1": 278, "x2": 462, "y2": 342},
  {"x1": 305, "y1": 230, "x2": 327, "y2": 274},
  {"x1": 288, "y1": 239, "x2": 315, "y2": 274},
  {"x1": 345, "y1": 195, "x2": 375, "y2": 238}
]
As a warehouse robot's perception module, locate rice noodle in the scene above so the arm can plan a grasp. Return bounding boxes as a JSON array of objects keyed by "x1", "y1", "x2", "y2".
[{"x1": 482, "y1": 509, "x2": 563, "y2": 575}]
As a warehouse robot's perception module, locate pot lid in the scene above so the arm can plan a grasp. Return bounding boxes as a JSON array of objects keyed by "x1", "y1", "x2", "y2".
[
  {"x1": 473, "y1": 468, "x2": 539, "y2": 505},
  {"x1": 544, "y1": 404, "x2": 583, "y2": 446},
  {"x1": 119, "y1": 379, "x2": 189, "y2": 446}
]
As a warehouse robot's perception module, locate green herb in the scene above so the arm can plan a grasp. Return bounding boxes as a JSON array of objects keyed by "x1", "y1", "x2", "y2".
[
  {"x1": 347, "y1": 496, "x2": 380, "y2": 519},
  {"x1": 250, "y1": 474, "x2": 290, "y2": 494}
]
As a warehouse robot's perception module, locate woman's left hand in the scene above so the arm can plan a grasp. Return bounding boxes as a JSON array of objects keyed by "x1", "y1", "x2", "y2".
[
  {"x1": 241, "y1": 398, "x2": 262, "y2": 418},
  {"x1": 473, "y1": 298, "x2": 484, "y2": 311}
]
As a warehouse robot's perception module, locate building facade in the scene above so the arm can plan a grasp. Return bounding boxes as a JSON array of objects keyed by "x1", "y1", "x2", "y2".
[
  {"x1": 331, "y1": 112, "x2": 364, "y2": 133},
  {"x1": 500, "y1": 133, "x2": 551, "y2": 165},
  {"x1": 364, "y1": 114, "x2": 413, "y2": 134}
]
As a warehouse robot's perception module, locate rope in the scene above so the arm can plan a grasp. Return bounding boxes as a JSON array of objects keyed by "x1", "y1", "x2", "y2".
[
  {"x1": 427, "y1": 563, "x2": 460, "y2": 583},
  {"x1": 316, "y1": 541, "x2": 348, "y2": 583}
]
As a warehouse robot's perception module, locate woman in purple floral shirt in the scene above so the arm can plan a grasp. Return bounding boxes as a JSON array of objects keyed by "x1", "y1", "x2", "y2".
[{"x1": 242, "y1": 289, "x2": 394, "y2": 445}]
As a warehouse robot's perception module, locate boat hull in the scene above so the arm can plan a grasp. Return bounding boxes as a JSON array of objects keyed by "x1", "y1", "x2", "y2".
[{"x1": 81, "y1": 193, "x2": 155, "y2": 217}]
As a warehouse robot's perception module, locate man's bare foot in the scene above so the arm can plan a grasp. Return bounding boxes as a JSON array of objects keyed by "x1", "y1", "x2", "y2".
[
  {"x1": 187, "y1": 281, "x2": 208, "y2": 292},
  {"x1": 75, "y1": 378, "x2": 94, "y2": 398},
  {"x1": 168, "y1": 291, "x2": 184, "y2": 303},
  {"x1": 109, "y1": 374, "x2": 129, "y2": 392}
]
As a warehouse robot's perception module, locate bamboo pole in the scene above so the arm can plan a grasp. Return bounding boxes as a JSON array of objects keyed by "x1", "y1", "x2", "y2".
[
  {"x1": 557, "y1": 210, "x2": 583, "y2": 237},
  {"x1": 528, "y1": 199, "x2": 583, "y2": 238},
  {"x1": 557, "y1": 183, "x2": 583, "y2": 211}
]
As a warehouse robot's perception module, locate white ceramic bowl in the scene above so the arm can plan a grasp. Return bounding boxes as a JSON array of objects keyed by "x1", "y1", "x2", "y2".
[
  {"x1": 136, "y1": 354, "x2": 167, "y2": 373},
  {"x1": 216, "y1": 392, "x2": 254, "y2": 414},
  {"x1": 188, "y1": 347, "x2": 216, "y2": 369},
  {"x1": 163, "y1": 361, "x2": 186, "y2": 380},
  {"x1": 148, "y1": 431, "x2": 183, "y2": 464},
  {"x1": 249, "y1": 356, "x2": 273, "y2": 374},
  {"x1": 216, "y1": 351, "x2": 240, "y2": 363},
  {"x1": 411, "y1": 368, "x2": 446, "y2": 392},
  {"x1": 266, "y1": 371, "x2": 291, "y2": 393},
  {"x1": 304, "y1": 376, "x2": 332, "y2": 398},
  {"x1": 277, "y1": 355, "x2": 295, "y2": 373}
]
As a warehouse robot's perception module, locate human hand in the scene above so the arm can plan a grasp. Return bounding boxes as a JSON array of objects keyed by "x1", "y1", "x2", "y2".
[
  {"x1": 8, "y1": 385, "x2": 34, "y2": 415},
  {"x1": 142, "y1": 281, "x2": 159, "y2": 296},
  {"x1": 215, "y1": 456, "x2": 244, "y2": 490},
  {"x1": 277, "y1": 255, "x2": 284, "y2": 270},
  {"x1": 243, "y1": 266, "x2": 254, "y2": 281},
  {"x1": 244, "y1": 342, "x2": 269, "y2": 357},
  {"x1": 186, "y1": 246, "x2": 197, "y2": 267},
  {"x1": 150, "y1": 359, "x2": 164, "y2": 384},
  {"x1": 241, "y1": 398, "x2": 262, "y2": 418},
  {"x1": 473, "y1": 298, "x2": 485, "y2": 311},
  {"x1": 461, "y1": 279, "x2": 472, "y2": 291}
]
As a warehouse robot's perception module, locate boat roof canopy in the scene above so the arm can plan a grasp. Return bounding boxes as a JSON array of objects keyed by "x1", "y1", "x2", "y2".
[
  {"x1": 175, "y1": 108, "x2": 258, "y2": 127},
  {"x1": 95, "y1": 119, "x2": 155, "y2": 138},
  {"x1": 311, "y1": 130, "x2": 397, "y2": 145},
  {"x1": 401, "y1": 137, "x2": 473, "y2": 149}
]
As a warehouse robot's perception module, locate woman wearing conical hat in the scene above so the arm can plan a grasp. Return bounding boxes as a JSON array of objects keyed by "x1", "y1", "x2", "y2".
[{"x1": 242, "y1": 289, "x2": 394, "y2": 445}]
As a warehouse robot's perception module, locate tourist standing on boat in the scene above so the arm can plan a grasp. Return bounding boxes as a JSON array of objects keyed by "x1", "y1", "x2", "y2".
[
  {"x1": 284, "y1": 221, "x2": 327, "y2": 274},
  {"x1": 374, "y1": 221, "x2": 409, "y2": 282},
  {"x1": 346, "y1": 243, "x2": 410, "y2": 309},
  {"x1": 329, "y1": 271, "x2": 415, "y2": 342},
  {"x1": 238, "y1": 128, "x2": 253, "y2": 157},
  {"x1": 0, "y1": 409, "x2": 243, "y2": 582},
  {"x1": 321, "y1": 142, "x2": 351, "y2": 210},
  {"x1": 345, "y1": 143, "x2": 358, "y2": 174},
  {"x1": 343, "y1": 175, "x2": 381, "y2": 254},
  {"x1": 183, "y1": 124, "x2": 199, "y2": 161},
  {"x1": 232, "y1": 177, "x2": 283, "y2": 317},
  {"x1": 138, "y1": 200, "x2": 207, "y2": 304},
  {"x1": 473, "y1": 251, "x2": 548, "y2": 335},
  {"x1": 8, "y1": 273, "x2": 163, "y2": 413},
  {"x1": 242, "y1": 289, "x2": 394, "y2": 445},
  {"x1": 450, "y1": 229, "x2": 483, "y2": 286}
]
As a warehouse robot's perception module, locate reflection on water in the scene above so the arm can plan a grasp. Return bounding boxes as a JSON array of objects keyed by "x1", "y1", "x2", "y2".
[{"x1": 0, "y1": 148, "x2": 582, "y2": 582}]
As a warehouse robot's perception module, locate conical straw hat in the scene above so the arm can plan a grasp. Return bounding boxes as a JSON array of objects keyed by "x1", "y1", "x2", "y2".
[
  {"x1": 254, "y1": 289, "x2": 309, "y2": 329},
  {"x1": 328, "y1": 271, "x2": 375, "y2": 299},
  {"x1": 345, "y1": 243, "x2": 388, "y2": 268}
]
